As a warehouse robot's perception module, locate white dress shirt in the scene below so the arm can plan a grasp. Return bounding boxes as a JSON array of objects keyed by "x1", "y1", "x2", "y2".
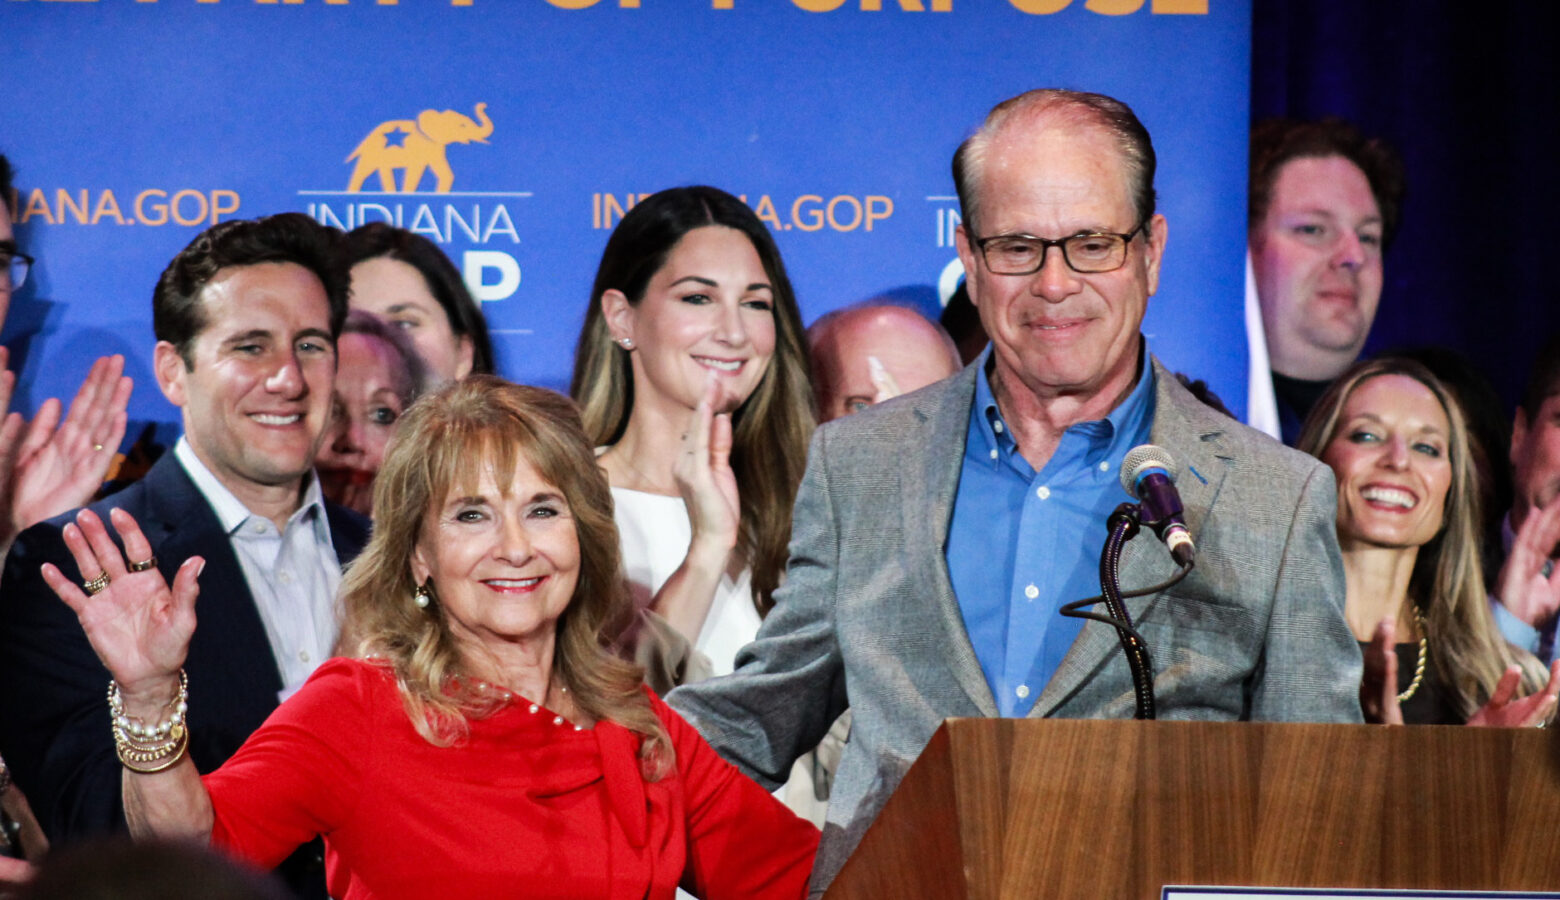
[{"x1": 174, "y1": 438, "x2": 343, "y2": 699}]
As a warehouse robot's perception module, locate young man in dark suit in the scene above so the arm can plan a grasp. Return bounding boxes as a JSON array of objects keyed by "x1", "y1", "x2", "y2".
[{"x1": 0, "y1": 213, "x2": 369, "y2": 897}]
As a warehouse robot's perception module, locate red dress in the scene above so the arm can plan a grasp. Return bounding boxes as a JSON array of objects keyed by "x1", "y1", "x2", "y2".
[{"x1": 202, "y1": 658, "x2": 819, "y2": 899}]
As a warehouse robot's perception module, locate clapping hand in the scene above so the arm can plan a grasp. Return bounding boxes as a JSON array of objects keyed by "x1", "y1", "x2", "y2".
[
  {"x1": 1467, "y1": 659, "x2": 1560, "y2": 728},
  {"x1": 0, "y1": 351, "x2": 132, "y2": 549},
  {"x1": 644, "y1": 372, "x2": 741, "y2": 642},
  {"x1": 673, "y1": 370, "x2": 740, "y2": 562},
  {"x1": 1495, "y1": 499, "x2": 1560, "y2": 632},
  {"x1": 40, "y1": 508, "x2": 202, "y2": 704},
  {"x1": 1359, "y1": 618, "x2": 1405, "y2": 725}
]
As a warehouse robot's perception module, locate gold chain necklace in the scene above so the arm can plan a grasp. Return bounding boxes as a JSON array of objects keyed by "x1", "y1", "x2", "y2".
[
  {"x1": 1397, "y1": 608, "x2": 1429, "y2": 703},
  {"x1": 602, "y1": 444, "x2": 679, "y2": 496}
]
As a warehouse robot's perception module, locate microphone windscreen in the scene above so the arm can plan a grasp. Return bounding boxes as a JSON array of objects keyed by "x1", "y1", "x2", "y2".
[{"x1": 1120, "y1": 444, "x2": 1178, "y2": 495}]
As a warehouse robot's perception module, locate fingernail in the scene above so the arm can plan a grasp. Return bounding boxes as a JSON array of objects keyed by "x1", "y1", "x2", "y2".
[{"x1": 195, "y1": 560, "x2": 206, "y2": 578}]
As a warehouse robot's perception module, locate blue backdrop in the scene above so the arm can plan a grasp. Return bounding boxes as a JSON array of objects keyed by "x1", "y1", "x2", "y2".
[{"x1": 2, "y1": 0, "x2": 1252, "y2": 447}]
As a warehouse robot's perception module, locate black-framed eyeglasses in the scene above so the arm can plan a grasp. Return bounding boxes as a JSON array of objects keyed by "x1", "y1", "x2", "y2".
[
  {"x1": 1, "y1": 251, "x2": 33, "y2": 292},
  {"x1": 972, "y1": 222, "x2": 1146, "y2": 275}
]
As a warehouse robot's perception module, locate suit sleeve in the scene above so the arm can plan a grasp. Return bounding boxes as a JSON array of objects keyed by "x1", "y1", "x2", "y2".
[
  {"x1": 0, "y1": 520, "x2": 129, "y2": 838},
  {"x1": 1250, "y1": 462, "x2": 1365, "y2": 723},
  {"x1": 667, "y1": 426, "x2": 850, "y2": 789},
  {"x1": 660, "y1": 694, "x2": 818, "y2": 900}
]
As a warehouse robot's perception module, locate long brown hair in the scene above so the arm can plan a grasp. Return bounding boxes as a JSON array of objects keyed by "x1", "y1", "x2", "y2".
[
  {"x1": 569, "y1": 186, "x2": 815, "y2": 616},
  {"x1": 1298, "y1": 357, "x2": 1545, "y2": 716},
  {"x1": 338, "y1": 376, "x2": 671, "y2": 778}
]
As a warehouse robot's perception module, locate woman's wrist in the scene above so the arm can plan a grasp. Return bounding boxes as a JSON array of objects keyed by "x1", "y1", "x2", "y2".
[
  {"x1": 110, "y1": 670, "x2": 190, "y2": 774},
  {"x1": 686, "y1": 533, "x2": 734, "y2": 569},
  {"x1": 115, "y1": 673, "x2": 184, "y2": 718}
]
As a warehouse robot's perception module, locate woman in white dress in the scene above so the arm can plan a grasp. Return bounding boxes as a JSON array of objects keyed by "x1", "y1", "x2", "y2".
[{"x1": 571, "y1": 186, "x2": 814, "y2": 689}]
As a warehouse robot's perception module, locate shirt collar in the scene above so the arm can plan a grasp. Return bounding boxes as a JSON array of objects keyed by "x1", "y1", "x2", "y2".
[
  {"x1": 971, "y1": 340, "x2": 1157, "y2": 466},
  {"x1": 173, "y1": 436, "x2": 328, "y2": 538}
]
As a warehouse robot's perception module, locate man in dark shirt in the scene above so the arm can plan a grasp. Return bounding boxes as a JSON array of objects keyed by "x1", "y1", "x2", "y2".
[{"x1": 1248, "y1": 118, "x2": 1405, "y2": 444}]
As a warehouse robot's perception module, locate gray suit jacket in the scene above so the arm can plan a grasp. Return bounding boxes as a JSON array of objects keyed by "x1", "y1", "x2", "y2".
[{"x1": 667, "y1": 356, "x2": 1363, "y2": 895}]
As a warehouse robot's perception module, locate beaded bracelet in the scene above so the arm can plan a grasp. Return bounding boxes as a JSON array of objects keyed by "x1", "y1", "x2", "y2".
[{"x1": 108, "y1": 670, "x2": 190, "y2": 774}]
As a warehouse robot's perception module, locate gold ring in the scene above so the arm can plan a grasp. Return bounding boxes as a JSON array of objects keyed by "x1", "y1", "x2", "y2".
[
  {"x1": 83, "y1": 572, "x2": 111, "y2": 595},
  {"x1": 127, "y1": 557, "x2": 158, "y2": 573},
  {"x1": 93, "y1": 444, "x2": 104, "y2": 452}
]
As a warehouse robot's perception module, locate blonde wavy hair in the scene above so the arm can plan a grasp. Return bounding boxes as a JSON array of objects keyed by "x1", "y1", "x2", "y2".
[
  {"x1": 338, "y1": 376, "x2": 671, "y2": 779},
  {"x1": 1298, "y1": 357, "x2": 1545, "y2": 717},
  {"x1": 569, "y1": 186, "x2": 816, "y2": 617}
]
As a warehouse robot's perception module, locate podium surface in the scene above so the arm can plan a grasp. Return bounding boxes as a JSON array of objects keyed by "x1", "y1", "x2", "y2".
[{"x1": 824, "y1": 719, "x2": 1560, "y2": 899}]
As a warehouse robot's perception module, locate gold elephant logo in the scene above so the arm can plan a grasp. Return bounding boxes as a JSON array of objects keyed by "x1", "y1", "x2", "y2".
[{"x1": 345, "y1": 103, "x2": 493, "y2": 193}]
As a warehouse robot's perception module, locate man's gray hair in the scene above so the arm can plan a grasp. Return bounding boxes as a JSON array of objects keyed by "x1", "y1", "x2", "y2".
[{"x1": 951, "y1": 89, "x2": 1157, "y2": 237}]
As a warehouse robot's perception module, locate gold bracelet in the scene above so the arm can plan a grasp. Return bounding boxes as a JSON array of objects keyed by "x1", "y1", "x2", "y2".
[
  {"x1": 108, "y1": 670, "x2": 190, "y2": 773},
  {"x1": 115, "y1": 728, "x2": 189, "y2": 774}
]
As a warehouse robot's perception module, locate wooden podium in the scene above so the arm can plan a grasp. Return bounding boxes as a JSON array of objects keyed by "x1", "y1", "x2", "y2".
[{"x1": 824, "y1": 719, "x2": 1560, "y2": 899}]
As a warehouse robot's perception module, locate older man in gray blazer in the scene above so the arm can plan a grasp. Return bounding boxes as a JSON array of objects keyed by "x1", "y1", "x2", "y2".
[{"x1": 668, "y1": 89, "x2": 1362, "y2": 896}]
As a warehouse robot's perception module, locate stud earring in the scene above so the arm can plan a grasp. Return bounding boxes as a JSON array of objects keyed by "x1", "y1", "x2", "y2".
[
  {"x1": 413, "y1": 584, "x2": 433, "y2": 610},
  {"x1": 617, "y1": 338, "x2": 635, "y2": 350}
]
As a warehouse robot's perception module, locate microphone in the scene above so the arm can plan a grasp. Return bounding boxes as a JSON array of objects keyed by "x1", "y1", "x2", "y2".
[{"x1": 1120, "y1": 445, "x2": 1195, "y2": 567}]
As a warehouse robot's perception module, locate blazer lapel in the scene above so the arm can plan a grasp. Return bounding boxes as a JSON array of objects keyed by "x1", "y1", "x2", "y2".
[
  {"x1": 140, "y1": 456, "x2": 285, "y2": 699},
  {"x1": 324, "y1": 502, "x2": 370, "y2": 566},
  {"x1": 1030, "y1": 358, "x2": 1229, "y2": 718},
  {"x1": 901, "y1": 366, "x2": 1000, "y2": 717}
]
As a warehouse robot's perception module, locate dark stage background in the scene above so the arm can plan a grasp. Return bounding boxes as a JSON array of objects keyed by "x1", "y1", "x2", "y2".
[{"x1": 1253, "y1": 0, "x2": 1560, "y2": 413}]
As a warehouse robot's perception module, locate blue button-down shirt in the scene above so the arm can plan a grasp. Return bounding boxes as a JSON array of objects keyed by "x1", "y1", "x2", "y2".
[{"x1": 945, "y1": 347, "x2": 1157, "y2": 717}]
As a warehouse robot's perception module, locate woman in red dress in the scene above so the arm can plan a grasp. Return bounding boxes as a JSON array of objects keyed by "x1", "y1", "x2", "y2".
[{"x1": 43, "y1": 376, "x2": 818, "y2": 899}]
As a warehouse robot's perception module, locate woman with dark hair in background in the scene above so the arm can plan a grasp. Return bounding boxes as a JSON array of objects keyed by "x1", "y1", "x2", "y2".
[
  {"x1": 41, "y1": 377, "x2": 818, "y2": 899},
  {"x1": 570, "y1": 187, "x2": 833, "y2": 821},
  {"x1": 570, "y1": 187, "x2": 814, "y2": 685},
  {"x1": 1298, "y1": 357, "x2": 1559, "y2": 725},
  {"x1": 339, "y1": 223, "x2": 495, "y2": 381}
]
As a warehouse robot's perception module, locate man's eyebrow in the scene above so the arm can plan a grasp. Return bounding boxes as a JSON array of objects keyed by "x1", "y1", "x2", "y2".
[
  {"x1": 297, "y1": 327, "x2": 336, "y2": 346},
  {"x1": 221, "y1": 329, "x2": 273, "y2": 344},
  {"x1": 1292, "y1": 207, "x2": 1384, "y2": 225}
]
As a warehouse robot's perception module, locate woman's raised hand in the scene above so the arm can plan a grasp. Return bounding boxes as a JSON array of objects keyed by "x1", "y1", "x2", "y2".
[
  {"x1": 1359, "y1": 618, "x2": 1405, "y2": 725},
  {"x1": 1468, "y1": 659, "x2": 1560, "y2": 728},
  {"x1": 1495, "y1": 499, "x2": 1560, "y2": 632},
  {"x1": 674, "y1": 371, "x2": 740, "y2": 561},
  {"x1": 40, "y1": 507, "x2": 202, "y2": 700}
]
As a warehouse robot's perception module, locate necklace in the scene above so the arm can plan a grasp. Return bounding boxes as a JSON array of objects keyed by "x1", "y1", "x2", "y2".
[
  {"x1": 602, "y1": 444, "x2": 679, "y2": 496},
  {"x1": 467, "y1": 677, "x2": 568, "y2": 707},
  {"x1": 1397, "y1": 608, "x2": 1429, "y2": 703}
]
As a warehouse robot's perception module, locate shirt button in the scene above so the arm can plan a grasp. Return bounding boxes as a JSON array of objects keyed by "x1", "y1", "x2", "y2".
[
  {"x1": 1024, "y1": 584, "x2": 1039, "y2": 600},
  {"x1": 993, "y1": 421, "x2": 1004, "y2": 434},
  {"x1": 1016, "y1": 684, "x2": 1030, "y2": 699},
  {"x1": 298, "y1": 650, "x2": 310, "y2": 663},
  {"x1": 251, "y1": 522, "x2": 266, "y2": 534},
  {"x1": 1036, "y1": 485, "x2": 1051, "y2": 500},
  {"x1": 989, "y1": 448, "x2": 999, "y2": 460},
  {"x1": 279, "y1": 571, "x2": 293, "y2": 584},
  {"x1": 1099, "y1": 460, "x2": 1111, "y2": 472}
]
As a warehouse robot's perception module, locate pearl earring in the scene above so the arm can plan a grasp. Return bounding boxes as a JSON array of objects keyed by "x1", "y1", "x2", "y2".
[
  {"x1": 618, "y1": 338, "x2": 635, "y2": 350},
  {"x1": 413, "y1": 584, "x2": 433, "y2": 610}
]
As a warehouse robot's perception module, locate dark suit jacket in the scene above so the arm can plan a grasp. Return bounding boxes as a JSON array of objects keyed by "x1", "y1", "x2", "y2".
[{"x1": 0, "y1": 452, "x2": 368, "y2": 894}]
